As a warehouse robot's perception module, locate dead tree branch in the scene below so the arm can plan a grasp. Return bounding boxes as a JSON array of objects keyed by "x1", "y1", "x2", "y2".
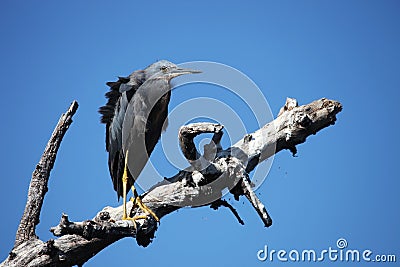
[
  {"x1": 1, "y1": 98, "x2": 342, "y2": 267},
  {"x1": 15, "y1": 101, "x2": 79, "y2": 247}
]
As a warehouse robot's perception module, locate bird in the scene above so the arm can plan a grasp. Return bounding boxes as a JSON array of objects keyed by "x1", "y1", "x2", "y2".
[{"x1": 99, "y1": 60, "x2": 201, "y2": 222}]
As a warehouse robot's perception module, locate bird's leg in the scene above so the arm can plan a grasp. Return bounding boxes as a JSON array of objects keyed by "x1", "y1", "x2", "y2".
[
  {"x1": 121, "y1": 151, "x2": 147, "y2": 224},
  {"x1": 121, "y1": 152, "x2": 130, "y2": 220},
  {"x1": 130, "y1": 185, "x2": 160, "y2": 223}
]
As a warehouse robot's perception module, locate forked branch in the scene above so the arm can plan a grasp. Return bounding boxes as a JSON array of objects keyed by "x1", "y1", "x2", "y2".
[{"x1": 1, "y1": 98, "x2": 342, "y2": 267}]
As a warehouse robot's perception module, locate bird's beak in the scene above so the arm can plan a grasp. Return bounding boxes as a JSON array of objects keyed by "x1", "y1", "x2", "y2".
[{"x1": 170, "y1": 67, "x2": 202, "y2": 77}]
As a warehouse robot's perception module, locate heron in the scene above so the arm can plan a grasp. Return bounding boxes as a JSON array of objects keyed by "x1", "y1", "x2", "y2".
[{"x1": 99, "y1": 60, "x2": 201, "y2": 222}]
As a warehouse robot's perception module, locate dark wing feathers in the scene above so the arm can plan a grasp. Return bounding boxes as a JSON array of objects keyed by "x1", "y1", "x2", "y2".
[
  {"x1": 99, "y1": 71, "x2": 146, "y2": 199},
  {"x1": 99, "y1": 73, "x2": 145, "y2": 125},
  {"x1": 118, "y1": 76, "x2": 130, "y2": 83},
  {"x1": 107, "y1": 92, "x2": 129, "y2": 196},
  {"x1": 99, "y1": 69, "x2": 171, "y2": 200},
  {"x1": 145, "y1": 91, "x2": 171, "y2": 154}
]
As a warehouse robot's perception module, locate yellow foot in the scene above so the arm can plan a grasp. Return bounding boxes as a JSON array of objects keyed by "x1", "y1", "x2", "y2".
[
  {"x1": 130, "y1": 196, "x2": 160, "y2": 223},
  {"x1": 122, "y1": 214, "x2": 149, "y2": 229}
]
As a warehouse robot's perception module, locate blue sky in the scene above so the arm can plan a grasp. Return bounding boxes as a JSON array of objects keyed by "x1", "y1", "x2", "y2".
[{"x1": 1, "y1": 1, "x2": 399, "y2": 266}]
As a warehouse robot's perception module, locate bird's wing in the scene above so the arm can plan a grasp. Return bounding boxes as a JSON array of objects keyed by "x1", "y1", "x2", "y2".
[
  {"x1": 122, "y1": 79, "x2": 171, "y2": 182},
  {"x1": 122, "y1": 91, "x2": 150, "y2": 180},
  {"x1": 145, "y1": 91, "x2": 171, "y2": 152},
  {"x1": 99, "y1": 71, "x2": 145, "y2": 198},
  {"x1": 107, "y1": 92, "x2": 130, "y2": 196},
  {"x1": 99, "y1": 71, "x2": 145, "y2": 128}
]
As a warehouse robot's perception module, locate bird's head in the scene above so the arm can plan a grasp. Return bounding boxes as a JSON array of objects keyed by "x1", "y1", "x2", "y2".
[{"x1": 145, "y1": 60, "x2": 201, "y2": 80}]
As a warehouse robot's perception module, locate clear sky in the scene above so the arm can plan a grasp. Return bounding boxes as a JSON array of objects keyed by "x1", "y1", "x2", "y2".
[{"x1": 0, "y1": 1, "x2": 399, "y2": 266}]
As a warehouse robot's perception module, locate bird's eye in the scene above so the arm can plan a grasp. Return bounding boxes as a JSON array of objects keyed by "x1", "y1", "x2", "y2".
[{"x1": 160, "y1": 66, "x2": 168, "y2": 72}]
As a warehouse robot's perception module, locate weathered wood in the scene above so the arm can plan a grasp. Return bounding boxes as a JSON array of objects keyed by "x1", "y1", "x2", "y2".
[
  {"x1": 178, "y1": 122, "x2": 224, "y2": 161},
  {"x1": 1, "y1": 98, "x2": 342, "y2": 267},
  {"x1": 14, "y1": 101, "x2": 79, "y2": 248}
]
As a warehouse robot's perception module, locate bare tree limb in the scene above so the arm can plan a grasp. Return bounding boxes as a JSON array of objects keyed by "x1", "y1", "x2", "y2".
[
  {"x1": 179, "y1": 123, "x2": 224, "y2": 161},
  {"x1": 240, "y1": 173, "x2": 272, "y2": 227},
  {"x1": 210, "y1": 199, "x2": 244, "y2": 225},
  {"x1": 1, "y1": 98, "x2": 342, "y2": 267},
  {"x1": 14, "y1": 101, "x2": 79, "y2": 248}
]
